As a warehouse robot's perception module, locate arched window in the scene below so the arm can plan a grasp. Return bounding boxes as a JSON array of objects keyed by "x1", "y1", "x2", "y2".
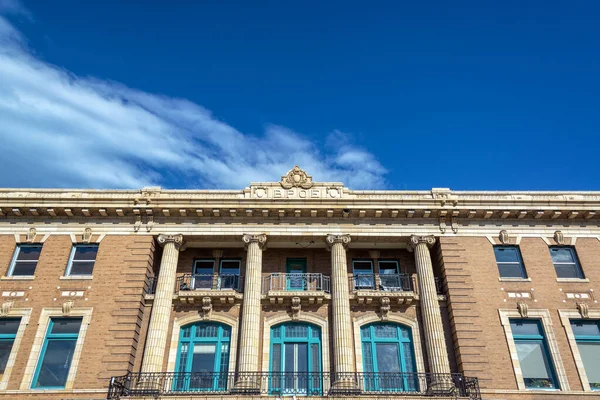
[
  {"x1": 174, "y1": 322, "x2": 231, "y2": 392},
  {"x1": 269, "y1": 323, "x2": 322, "y2": 395},
  {"x1": 360, "y1": 323, "x2": 417, "y2": 392}
]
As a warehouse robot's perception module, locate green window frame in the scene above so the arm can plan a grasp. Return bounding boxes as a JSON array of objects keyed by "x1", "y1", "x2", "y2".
[
  {"x1": 571, "y1": 320, "x2": 600, "y2": 390},
  {"x1": 286, "y1": 258, "x2": 307, "y2": 290},
  {"x1": 360, "y1": 322, "x2": 417, "y2": 392},
  {"x1": 510, "y1": 319, "x2": 558, "y2": 389},
  {"x1": 0, "y1": 318, "x2": 21, "y2": 379},
  {"x1": 269, "y1": 323, "x2": 322, "y2": 396},
  {"x1": 32, "y1": 318, "x2": 82, "y2": 389},
  {"x1": 8, "y1": 244, "x2": 42, "y2": 276},
  {"x1": 174, "y1": 322, "x2": 231, "y2": 392}
]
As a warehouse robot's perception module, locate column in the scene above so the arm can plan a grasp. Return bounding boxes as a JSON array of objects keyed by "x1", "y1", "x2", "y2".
[
  {"x1": 326, "y1": 234, "x2": 358, "y2": 392},
  {"x1": 408, "y1": 235, "x2": 451, "y2": 386},
  {"x1": 141, "y1": 234, "x2": 184, "y2": 374},
  {"x1": 234, "y1": 233, "x2": 267, "y2": 392}
]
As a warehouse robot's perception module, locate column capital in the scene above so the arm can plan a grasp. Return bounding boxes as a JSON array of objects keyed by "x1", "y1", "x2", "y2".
[
  {"x1": 157, "y1": 234, "x2": 184, "y2": 250},
  {"x1": 408, "y1": 235, "x2": 436, "y2": 251},
  {"x1": 242, "y1": 233, "x2": 267, "y2": 249},
  {"x1": 325, "y1": 234, "x2": 351, "y2": 250}
]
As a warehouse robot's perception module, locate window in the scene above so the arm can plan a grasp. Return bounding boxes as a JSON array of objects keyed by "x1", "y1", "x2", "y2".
[
  {"x1": 378, "y1": 260, "x2": 404, "y2": 290},
  {"x1": 360, "y1": 323, "x2": 417, "y2": 392},
  {"x1": 8, "y1": 244, "x2": 42, "y2": 276},
  {"x1": 353, "y1": 260, "x2": 374, "y2": 289},
  {"x1": 571, "y1": 320, "x2": 600, "y2": 390},
  {"x1": 66, "y1": 244, "x2": 98, "y2": 276},
  {"x1": 270, "y1": 323, "x2": 322, "y2": 396},
  {"x1": 510, "y1": 319, "x2": 558, "y2": 389},
  {"x1": 219, "y1": 259, "x2": 241, "y2": 290},
  {"x1": 0, "y1": 318, "x2": 20, "y2": 380},
  {"x1": 193, "y1": 259, "x2": 216, "y2": 289},
  {"x1": 32, "y1": 318, "x2": 82, "y2": 389},
  {"x1": 175, "y1": 322, "x2": 230, "y2": 392},
  {"x1": 494, "y1": 246, "x2": 527, "y2": 278},
  {"x1": 550, "y1": 247, "x2": 584, "y2": 279}
]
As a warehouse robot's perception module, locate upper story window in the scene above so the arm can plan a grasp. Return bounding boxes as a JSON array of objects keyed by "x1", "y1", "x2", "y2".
[
  {"x1": 510, "y1": 319, "x2": 558, "y2": 390},
  {"x1": 549, "y1": 246, "x2": 584, "y2": 279},
  {"x1": 66, "y1": 244, "x2": 98, "y2": 276},
  {"x1": 571, "y1": 320, "x2": 600, "y2": 390},
  {"x1": 8, "y1": 244, "x2": 42, "y2": 276},
  {"x1": 219, "y1": 259, "x2": 241, "y2": 290},
  {"x1": 0, "y1": 318, "x2": 20, "y2": 379},
  {"x1": 493, "y1": 246, "x2": 527, "y2": 279},
  {"x1": 352, "y1": 259, "x2": 374, "y2": 289}
]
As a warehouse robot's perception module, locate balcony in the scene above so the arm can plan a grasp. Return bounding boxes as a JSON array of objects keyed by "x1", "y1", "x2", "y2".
[
  {"x1": 107, "y1": 372, "x2": 481, "y2": 399},
  {"x1": 262, "y1": 273, "x2": 331, "y2": 304},
  {"x1": 349, "y1": 274, "x2": 444, "y2": 305},
  {"x1": 145, "y1": 274, "x2": 243, "y2": 304}
]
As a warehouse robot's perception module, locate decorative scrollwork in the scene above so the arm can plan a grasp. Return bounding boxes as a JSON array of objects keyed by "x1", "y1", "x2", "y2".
[
  {"x1": 498, "y1": 230, "x2": 509, "y2": 244},
  {"x1": 325, "y1": 234, "x2": 351, "y2": 249},
  {"x1": 201, "y1": 297, "x2": 213, "y2": 320},
  {"x1": 517, "y1": 301, "x2": 528, "y2": 318},
  {"x1": 408, "y1": 235, "x2": 436, "y2": 251},
  {"x1": 26, "y1": 227, "x2": 36, "y2": 243},
  {"x1": 380, "y1": 297, "x2": 391, "y2": 321},
  {"x1": 82, "y1": 227, "x2": 93, "y2": 243},
  {"x1": 280, "y1": 166, "x2": 313, "y2": 189},
  {"x1": 290, "y1": 297, "x2": 301, "y2": 320},
  {"x1": 242, "y1": 234, "x2": 267, "y2": 249},
  {"x1": 157, "y1": 234, "x2": 184, "y2": 250},
  {"x1": 554, "y1": 230, "x2": 564, "y2": 245}
]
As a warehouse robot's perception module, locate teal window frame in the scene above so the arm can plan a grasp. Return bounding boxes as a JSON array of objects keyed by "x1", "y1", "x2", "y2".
[
  {"x1": 8, "y1": 244, "x2": 42, "y2": 276},
  {"x1": 549, "y1": 246, "x2": 584, "y2": 279},
  {"x1": 352, "y1": 259, "x2": 375, "y2": 289},
  {"x1": 219, "y1": 258, "x2": 241, "y2": 290},
  {"x1": 493, "y1": 246, "x2": 527, "y2": 279},
  {"x1": 285, "y1": 258, "x2": 307, "y2": 290},
  {"x1": 0, "y1": 318, "x2": 21, "y2": 376},
  {"x1": 510, "y1": 319, "x2": 559, "y2": 390},
  {"x1": 269, "y1": 322, "x2": 322, "y2": 396},
  {"x1": 571, "y1": 319, "x2": 600, "y2": 390},
  {"x1": 32, "y1": 317, "x2": 82, "y2": 389},
  {"x1": 174, "y1": 322, "x2": 231, "y2": 392},
  {"x1": 65, "y1": 244, "x2": 99, "y2": 276},
  {"x1": 192, "y1": 259, "x2": 216, "y2": 289},
  {"x1": 360, "y1": 322, "x2": 418, "y2": 392}
]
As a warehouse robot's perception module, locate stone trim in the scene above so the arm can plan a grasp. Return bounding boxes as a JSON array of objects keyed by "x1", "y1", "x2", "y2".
[
  {"x1": 262, "y1": 313, "x2": 331, "y2": 376},
  {"x1": 0, "y1": 307, "x2": 32, "y2": 390},
  {"x1": 20, "y1": 307, "x2": 93, "y2": 390},
  {"x1": 352, "y1": 312, "x2": 425, "y2": 376},
  {"x1": 558, "y1": 309, "x2": 600, "y2": 391},
  {"x1": 498, "y1": 309, "x2": 569, "y2": 391},
  {"x1": 166, "y1": 312, "x2": 239, "y2": 376}
]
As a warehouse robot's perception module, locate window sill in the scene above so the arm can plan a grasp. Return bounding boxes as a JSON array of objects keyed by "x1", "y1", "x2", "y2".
[
  {"x1": 0, "y1": 275, "x2": 35, "y2": 281},
  {"x1": 60, "y1": 275, "x2": 93, "y2": 280},
  {"x1": 499, "y1": 277, "x2": 532, "y2": 282},
  {"x1": 556, "y1": 278, "x2": 589, "y2": 283}
]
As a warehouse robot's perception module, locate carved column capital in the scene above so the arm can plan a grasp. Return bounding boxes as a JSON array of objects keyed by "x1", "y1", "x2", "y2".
[
  {"x1": 408, "y1": 235, "x2": 436, "y2": 251},
  {"x1": 242, "y1": 233, "x2": 267, "y2": 249},
  {"x1": 325, "y1": 234, "x2": 351, "y2": 250},
  {"x1": 157, "y1": 234, "x2": 184, "y2": 250}
]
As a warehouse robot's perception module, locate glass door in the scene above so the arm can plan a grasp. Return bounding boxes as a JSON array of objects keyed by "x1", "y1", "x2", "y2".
[
  {"x1": 193, "y1": 260, "x2": 215, "y2": 290},
  {"x1": 286, "y1": 259, "x2": 306, "y2": 291},
  {"x1": 219, "y1": 259, "x2": 240, "y2": 290},
  {"x1": 283, "y1": 343, "x2": 308, "y2": 394},
  {"x1": 353, "y1": 260, "x2": 374, "y2": 289},
  {"x1": 378, "y1": 260, "x2": 401, "y2": 290}
]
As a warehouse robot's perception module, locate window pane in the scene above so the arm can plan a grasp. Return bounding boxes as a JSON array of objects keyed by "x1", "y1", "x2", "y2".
[
  {"x1": 220, "y1": 260, "x2": 240, "y2": 273},
  {"x1": 17, "y1": 246, "x2": 42, "y2": 261},
  {"x1": 195, "y1": 261, "x2": 214, "y2": 273},
  {"x1": 51, "y1": 319, "x2": 82, "y2": 335},
  {"x1": 69, "y1": 261, "x2": 95, "y2": 276},
  {"x1": 578, "y1": 342, "x2": 600, "y2": 387},
  {"x1": 555, "y1": 265, "x2": 581, "y2": 279},
  {"x1": 272, "y1": 344, "x2": 281, "y2": 372},
  {"x1": 550, "y1": 248, "x2": 575, "y2": 263},
  {"x1": 72, "y1": 246, "x2": 98, "y2": 261},
  {"x1": 361, "y1": 326, "x2": 370, "y2": 339},
  {"x1": 515, "y1": 341, "x2": 556, "y2": 389},
  {"x1": 572, "y1": 320, "x2": 600, "y2": 337},
  {"x1": 0, "y1": 318, "x2": 20, "y2": 335},
  {"x1": 191, "y1": 344, "x2": 216, "y2": 372},
  {"x1": 12, "y1": 261, "x2": 37, "y2": 276},
  {"x1": 379, "y1": 261, "x2": 398, "y2": 274},
  {"x1": 374, "y1": 325, "x2": 398, "y2": 339},
  {"x1": 353, "y1": 262, "x2": 373, "y2": 272},
  {"x1": 498, "y1": 263, "x2": 525, "y2": 278},
  {"x1": 494, "y1": 247, "x2": 520, "y2": 263},
  {"x1": 0, "y1": 340, "x2": 15, "y2": 374},
  {"x1": 34, "y1": 339, "x2": 77, "y2": 388},
  {"x1": 285, "y1": 325, "x2": 308, "y2": 338},
  {"x1": 510, "y1": 320, "x2": 542, "y2": 337},
  {"x1": 196, "y1": 325, "x2": 218, "y2": 338}
]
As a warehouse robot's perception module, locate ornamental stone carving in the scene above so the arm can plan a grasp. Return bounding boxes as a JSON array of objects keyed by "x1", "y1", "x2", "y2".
[
  {"x1": 517, "y1": 301, "x2": 528, "y2": 318},
  {"x1": 157, "y1": 234, "x2": 184, "y2": 250},
  {"x1": 577, "y1": 302, "x2": 589, "y2": 319},
  {"x1": 554, "y1": 230, "x2": 565, "y2": 245},
  {"x1": 290, "y1": 297, "x2": 301, "y2": 320},
  {"x1": 26, "y1": 227, "x2": 36, "y2": 243},
  {"x1": 201, "y1": 297, "x2": 213, "y2": 320},
  {"x1": 281, "y1": 165, "x2": 313, "y2": 189},
  {"x1": 407, "y1": 235, "x2": 436, "y2": 251},
  {"x1": 0, "y1": 301, "x2": 14, "y2": 317},
  {"x1": 242, "y1": 233, "x2": 267, "y2": 249},
  {"x1": 325, "y1": 234, "x2": 351, "y2": 249},
  {"x1": 380, "y1": 297, "x2": 391, "y2": 321},
  {"x1": 498, "y1": 230, "x2": 509, "y2": 244},
  {"x1": 62, "y1": 300, "x2": 74, "y2": 316},
  {"x1": 82, "y1": 227, "x2": 93, "y2": 243}
]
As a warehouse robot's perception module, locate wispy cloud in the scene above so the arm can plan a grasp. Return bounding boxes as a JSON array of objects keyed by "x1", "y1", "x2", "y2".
[{"x1": 0, "y1": 3, "x2": 387, "y2": 189}]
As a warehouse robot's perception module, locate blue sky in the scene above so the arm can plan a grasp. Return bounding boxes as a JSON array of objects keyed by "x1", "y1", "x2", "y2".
[{"x1": 1, "y1": 0, "x2": 599, "y2": 190}]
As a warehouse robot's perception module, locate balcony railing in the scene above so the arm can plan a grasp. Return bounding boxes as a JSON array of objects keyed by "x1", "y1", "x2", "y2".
[
  {"x1": 263, "y1": 273, "x2": 331, "y2": 294},
  {"x1": 177, "y1": 274, "x2": 243, "y2": 292},
  {"x1": 350, "y1": 273, "x2": 414, "y2": 292},
  {"x1": 107, "y1": 372, "x2": 480, "y2": 399}
]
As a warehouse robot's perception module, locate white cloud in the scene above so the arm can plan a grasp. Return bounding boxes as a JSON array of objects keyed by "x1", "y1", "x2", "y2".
[{"x1": 0, "y1": 6, "x2": 387, "y2": 189}]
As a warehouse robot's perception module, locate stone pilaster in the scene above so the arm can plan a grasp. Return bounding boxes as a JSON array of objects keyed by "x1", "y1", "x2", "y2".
[
  {"x1": 141, "y1": 234, "x2": 183, "y2": 374},
  {"x1": 326, "y1": 234, "x2": 358, "y2": 392},
  {"x1": 235, "y1": 233, "x2": 267, "y2": 391},
  {"x1": 408, "y1": 235, "x2": 451, "y2": 381}
]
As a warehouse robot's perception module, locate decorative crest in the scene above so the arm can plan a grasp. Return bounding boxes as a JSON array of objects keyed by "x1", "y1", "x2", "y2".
[
  {"x1": 554, "y1": 230, "x2": 565, "y2": 245},
  {"x1": 281, "y1": 166, "x2": 313, "y2": 189},
  {"x1": 26, "y1": 227, "x2": 36, "y2": 243},
  {"x1": 517, "y1": 301, "x2": 528, "y2": 318},
  {"x1": 498, "y1": 230, "x2": 509, "y2": 245},
  {"x1": 577, "y1": 302, "x2": 589, "y2": 319},
  {"x1": 82, "y1": 227, "x2": 93, "y2": 243},
  {"x1": 380, "y1": 297, "x2": 391, "y2": 321},
  {"x1": 62, "y1": 300, "x2": 74, "y2": 316},
  {"x1": 290, "y1": 297, "x2": 301, "y2": 320},
  {"x1": 0, "y1": 301, "x2": 14, "y2": 317},
  {"x1": 201, "y1": 297, "x2": 213, "y2": 320}
]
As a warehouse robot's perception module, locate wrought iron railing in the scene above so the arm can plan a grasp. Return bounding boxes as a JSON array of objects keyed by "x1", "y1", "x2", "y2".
[
  {"x1": 177, "y1": 274, "x2": 243, "y2": 292},
  {"x1": 106, "y1": 372, "x2": 480, "y2": 399},
  {"x1": 350, "y1": 273, "x2": 414, "y2": 292},
  {"x1": 263, "y1": 273, "x2": 331, "y2": 293}
]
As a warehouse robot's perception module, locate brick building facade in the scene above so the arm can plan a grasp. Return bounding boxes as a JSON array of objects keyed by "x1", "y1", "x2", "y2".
[{"x1": 0, "y1": 166, "x2": 598, "y2": 400}]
